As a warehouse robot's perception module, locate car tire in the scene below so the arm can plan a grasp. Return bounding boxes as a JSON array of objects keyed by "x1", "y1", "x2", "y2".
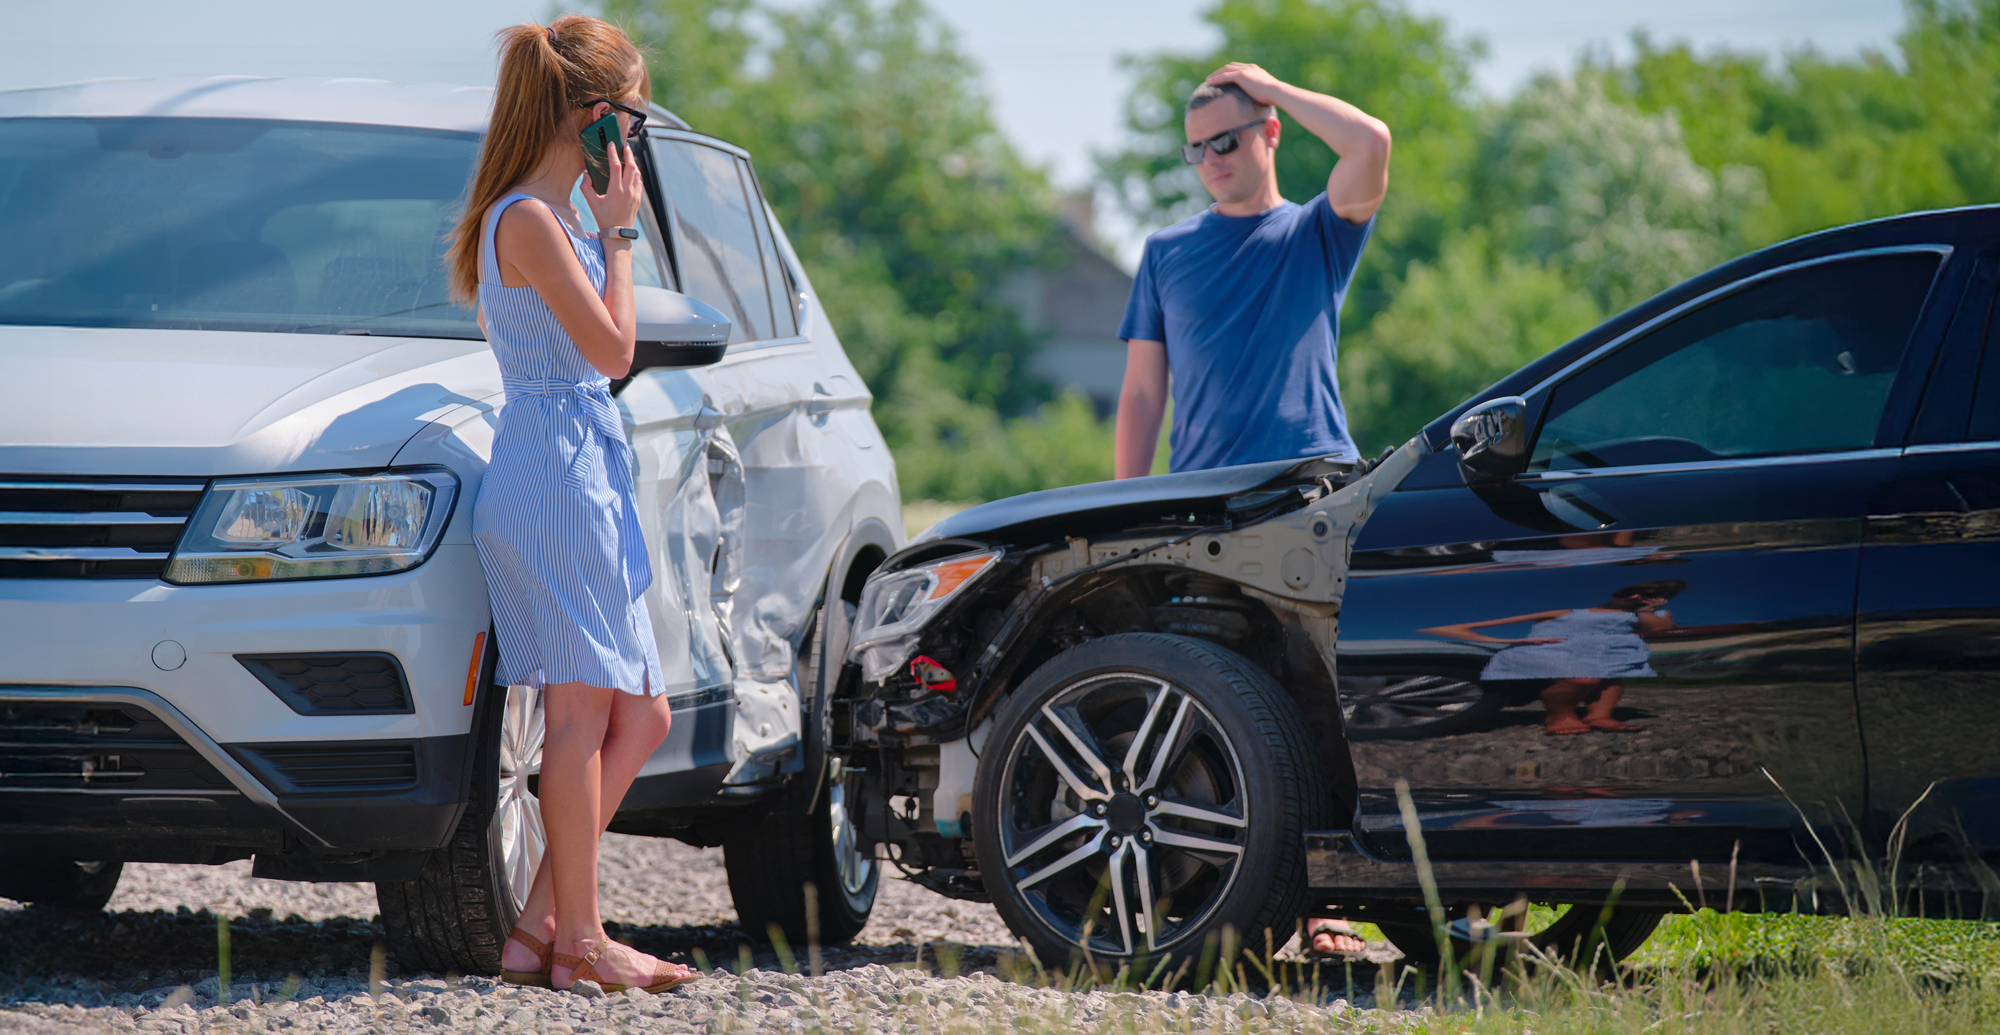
[
  {"x1": 1377, "y1": 904, "x2": 1663, "y2": 973},
  {"x1": 378, "y1": 678, "x2": 544, "y2": 974},
  {"x1": 972, "y1": 633, "x2": 1331, "y2": 972},
  {"x1": 722, "y1": 766, "x2": 879, "y2": 946},
  {"x1": 0, "y1": 856, "x2": 122, "y2": 911}
]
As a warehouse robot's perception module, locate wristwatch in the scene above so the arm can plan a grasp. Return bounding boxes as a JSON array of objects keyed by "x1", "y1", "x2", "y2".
[{"x1": 603, "y1": 226, "x2": 640, "y2": 240}]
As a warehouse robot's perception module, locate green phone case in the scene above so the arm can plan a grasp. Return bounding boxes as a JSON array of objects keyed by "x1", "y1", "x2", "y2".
[{"x1": 580, "y1": 111, "x2": 621, "y2": 194}]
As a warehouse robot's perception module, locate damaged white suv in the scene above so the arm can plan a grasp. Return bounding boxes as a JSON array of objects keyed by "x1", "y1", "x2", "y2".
[{"x1": 0, "y1": 76, "x2": 901, "y2": 971}]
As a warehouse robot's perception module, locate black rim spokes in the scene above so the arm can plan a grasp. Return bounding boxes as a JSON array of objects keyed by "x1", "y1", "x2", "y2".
[{"x1": 1001, "y1": 673, "x2": 1248, "y2": 955}]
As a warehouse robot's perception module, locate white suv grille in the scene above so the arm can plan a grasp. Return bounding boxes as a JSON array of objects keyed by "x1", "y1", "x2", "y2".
[{"x1": 0, "y1": 477, "x2": 207, "y2": 579}]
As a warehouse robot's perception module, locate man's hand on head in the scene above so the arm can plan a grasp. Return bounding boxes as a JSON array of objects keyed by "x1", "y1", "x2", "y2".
[
  {"x1": 1204, "y1": 59, "x2": 1390, "y2": 224},
  {"x1": 1204, "y1": 63, "x2": 1289, "y2": 108}
]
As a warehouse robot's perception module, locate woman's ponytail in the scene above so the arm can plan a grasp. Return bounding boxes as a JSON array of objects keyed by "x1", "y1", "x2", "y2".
[{"x1": 448, "y1": 16, "x2": 650, "y2": 305}]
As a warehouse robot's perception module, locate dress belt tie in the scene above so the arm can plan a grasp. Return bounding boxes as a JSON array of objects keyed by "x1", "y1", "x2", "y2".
[{"x1": 501, "y1": 376, "x2": 653, "y2": 600}]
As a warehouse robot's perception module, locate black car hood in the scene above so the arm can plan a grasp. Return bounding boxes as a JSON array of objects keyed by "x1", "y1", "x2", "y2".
[{"x1": 913, "y1": 456, "x2": 1354, "y2": 549}]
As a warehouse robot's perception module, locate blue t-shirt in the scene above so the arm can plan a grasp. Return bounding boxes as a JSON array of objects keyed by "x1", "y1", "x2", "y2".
[{"x1": 1118, "y1": 193, "x2": 1374, "y2": 472}]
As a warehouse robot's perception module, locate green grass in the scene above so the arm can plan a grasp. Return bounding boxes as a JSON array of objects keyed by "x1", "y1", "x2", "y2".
[
  {"x1": 947, "y1": 782, "x2": 2000, "y2": 1032},
  {"x1": 953, "y1": 913, "x2": 2000, "y2": 1035}
]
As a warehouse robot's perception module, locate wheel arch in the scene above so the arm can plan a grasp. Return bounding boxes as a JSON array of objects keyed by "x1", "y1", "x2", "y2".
[
  {"x1": 790, "y1": 517, "x2": 897, "y2": 813},
  {"x1": 962, "y1": 567, "x2": 1358, "y2": 826}
]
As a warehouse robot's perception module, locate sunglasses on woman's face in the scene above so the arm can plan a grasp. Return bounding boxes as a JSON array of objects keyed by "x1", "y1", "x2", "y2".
[
  {"x1": 1181, "y1": 119, "x2": 1268, "y2": 164},
  {"x1": 578, "y1": 98, "x2": 648, "y2": 140}
]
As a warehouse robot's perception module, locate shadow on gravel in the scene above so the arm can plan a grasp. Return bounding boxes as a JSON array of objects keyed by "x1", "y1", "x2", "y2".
[
  {"x1": 0, "y1": 906, "x2": 1014, "y2": 1005},
  {"x1": 0, "y1": 907, "x2": 389, "y2": 1000}
]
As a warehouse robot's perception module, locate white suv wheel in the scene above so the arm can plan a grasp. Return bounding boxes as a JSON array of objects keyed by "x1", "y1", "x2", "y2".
[{"x1": 495, "y1": 685, "x2": 545, "y2": 914}]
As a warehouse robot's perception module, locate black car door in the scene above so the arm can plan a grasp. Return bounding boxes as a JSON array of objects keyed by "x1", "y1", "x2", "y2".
[
  {"x1": 1339, "y1": 246, "x2": 1951, "y2": 871},
  {"x1": 1856, "y1": 249, "x2": 2000, "y2": 882}
]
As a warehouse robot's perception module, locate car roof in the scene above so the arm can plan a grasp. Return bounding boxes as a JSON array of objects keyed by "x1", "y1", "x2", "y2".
[{"x1": 0, "y1": 75, "x2": 691, "y2": 135}]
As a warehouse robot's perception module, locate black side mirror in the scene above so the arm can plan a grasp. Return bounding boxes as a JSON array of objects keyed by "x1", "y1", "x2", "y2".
[
  {"x1": 632, "y1": 285, "x2": 731, "y2": 372},
  {"x1": 1450, "y1": 396, "x2": 1530, "y2": 482}
]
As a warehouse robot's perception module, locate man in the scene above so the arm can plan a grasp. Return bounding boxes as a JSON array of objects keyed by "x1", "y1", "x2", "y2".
[
  {"x1": 1114, "y1": 63, "x2": 1391, "y2": 478},
  {"x1": 1116, "y1": 64, "x2": 1388, "y2": 959}
]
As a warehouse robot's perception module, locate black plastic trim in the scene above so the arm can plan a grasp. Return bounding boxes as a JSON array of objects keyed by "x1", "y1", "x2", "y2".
[{"x1": 235, "y1": 651, "x2": 414, "y2": 715}]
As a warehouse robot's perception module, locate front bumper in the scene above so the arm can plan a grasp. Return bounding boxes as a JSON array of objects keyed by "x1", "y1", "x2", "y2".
[
  {"x1": 0, "y1": 545, "x2": 491, "y2": 873},
  {"x1": 0, "y1": 686, "x2": 469, "y2": 876}
]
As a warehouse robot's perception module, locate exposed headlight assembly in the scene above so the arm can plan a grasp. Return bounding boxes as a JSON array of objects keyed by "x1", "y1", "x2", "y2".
[
  {"x1": 849, "y1": 549, "x2": 1000, "y2": 682},
  {"x1": 164, "y1": 468, "x2": 458, "y2": 584}
]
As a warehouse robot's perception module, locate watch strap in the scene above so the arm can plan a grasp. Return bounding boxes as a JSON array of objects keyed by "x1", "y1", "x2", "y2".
[{"x1": 604, "y1": 226, "x2": 640, "y2": 240}]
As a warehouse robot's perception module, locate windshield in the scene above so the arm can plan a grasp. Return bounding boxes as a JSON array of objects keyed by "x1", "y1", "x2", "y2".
[{"x1": 0, "y1": 118, "x2": 481, "y2": 339}]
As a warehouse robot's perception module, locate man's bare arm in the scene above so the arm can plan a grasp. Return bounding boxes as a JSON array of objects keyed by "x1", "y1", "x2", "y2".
[
  {"x1": 1114, "y1": 340, "x2": 1169, "y2": 479},
  {"x1": 1205, "y1": 62, "x2": 1390, "y2": 224}
]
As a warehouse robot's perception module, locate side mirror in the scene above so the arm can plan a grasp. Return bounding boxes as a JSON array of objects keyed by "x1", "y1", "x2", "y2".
[
  {"x1": 632, "y1": 286, "x2": 731, "y2": 372},
  {"x1": 1450, "y1": 396, "x2": 1530, "y2": 482}
]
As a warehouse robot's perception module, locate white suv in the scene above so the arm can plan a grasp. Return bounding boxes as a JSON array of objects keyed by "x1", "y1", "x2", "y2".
[{"x1": 0, "y1": 76, "x2": 901, "y2": 971}]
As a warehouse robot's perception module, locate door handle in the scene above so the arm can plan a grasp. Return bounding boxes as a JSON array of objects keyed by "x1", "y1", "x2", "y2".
[
  {"x1": 694, "y1": 406, "x2": 724, "y2": 430},
  {"x1": 1541, "y1": 484, "x2": 1619, "y2": 530}
]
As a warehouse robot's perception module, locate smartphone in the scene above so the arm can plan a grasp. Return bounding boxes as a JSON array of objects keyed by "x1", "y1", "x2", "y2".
[{"x1": 580, "y1": 111, "x2": 623, "y2": 194}]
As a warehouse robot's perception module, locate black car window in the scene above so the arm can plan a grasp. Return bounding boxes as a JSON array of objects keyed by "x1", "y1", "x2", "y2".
[
  {"x1": 739, "y1": 156, "x2": 798, "y2": 338},
  {"x1": 1530, "y1": 252, "x2": 1942, "y2": 472},
  {"x1": 1970, "y1": 300, "x2": 2000, "y2": 442},
  {"x1": 649, "y1": 138, "x2": 775, "y2": 343}
]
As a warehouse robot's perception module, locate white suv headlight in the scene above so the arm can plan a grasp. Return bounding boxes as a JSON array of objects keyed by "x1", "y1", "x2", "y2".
[
  {"x1": 849, "y1": 549, "x2": 1000, "y2": 682},
  {"x1": 164, "y1": 468, "x2": 459, "y2": 584}
]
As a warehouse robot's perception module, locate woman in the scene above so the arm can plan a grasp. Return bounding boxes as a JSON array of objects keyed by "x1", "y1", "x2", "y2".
[
  {"x1": 447, "y1": 15, "x2": 695, "y2": 994},
  {"x1": 1421, "y1": 580, "x2": 1684, "y2": 736}
]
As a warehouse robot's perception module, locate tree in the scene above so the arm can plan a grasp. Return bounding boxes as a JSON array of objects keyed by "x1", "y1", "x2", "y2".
[
  {"x1": 1592, "y1": 0, "x2": 2000, "y2": 246},
  {"x1": 1471, "y1": 76, "x2": 1764, "y2": 316},
  {"x1": 600, "y1": 0, "x2": 1076, "y2": 500},
  {"x1": 1340, "y1": 231, "x2": 1602, "y2": 454},
  {"x1": 1100, "y1": 0, "x2": 1484, "y2": 329}
]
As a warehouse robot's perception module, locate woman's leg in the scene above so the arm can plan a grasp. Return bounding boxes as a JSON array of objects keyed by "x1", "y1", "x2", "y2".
[
  {"x1": 502, "y1": 689, "x2": 674, "y2": 972},
  {"x1": 540, "y1": 683, "x2": 688, "y2": 988},
  {"x1": 540, "y1": 681, "x2": 614, "y2": 965},
  {"x1": 1582, "y1": 682, "x2": 1642, "y2": 731},
  {"x1": 1540, "y1": 678, "x2": 1599, "y2": 734}
]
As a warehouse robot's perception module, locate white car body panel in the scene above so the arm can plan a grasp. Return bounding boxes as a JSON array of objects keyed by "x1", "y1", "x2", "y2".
[
  {"x1": 0, "y1": 546, "x2": 491, "y2": 745},
  {"x1": 0, "y1": 327, "x2": 499, "y2": 476}
]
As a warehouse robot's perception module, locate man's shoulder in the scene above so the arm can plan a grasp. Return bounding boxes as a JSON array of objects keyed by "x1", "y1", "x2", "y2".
[{"x1": 1144, "y1": 208, "x2": 1215, "y2": 249}]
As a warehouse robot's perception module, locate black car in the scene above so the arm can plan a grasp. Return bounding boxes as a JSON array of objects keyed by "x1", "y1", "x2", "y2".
[{"x1": 824, "y1": 206, "x2": 2000, "y2": 970}]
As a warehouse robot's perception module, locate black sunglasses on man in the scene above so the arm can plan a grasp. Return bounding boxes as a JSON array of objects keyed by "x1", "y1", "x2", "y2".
[
  {"x1": 577, "y1": 97, "x2": 649, "y2": 140},
  {"x1": 1181, "y1": 118, "x2": 1269, "y2": 164}
]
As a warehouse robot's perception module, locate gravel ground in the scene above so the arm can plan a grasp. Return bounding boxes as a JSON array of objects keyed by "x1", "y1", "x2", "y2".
[{"x1": 0, "y1": 834, "x2": 1403, "y2": 1033}]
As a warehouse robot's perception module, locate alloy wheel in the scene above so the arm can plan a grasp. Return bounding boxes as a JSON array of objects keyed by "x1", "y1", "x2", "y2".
[
  {"x1": 495, "y1": 684, "x2": 545, "y2": 914},
  {"x1": 828, "y1": 773, "x2": 874, "y2": 898},
  {"x1": 996, "y1": 671, "x2": 1249, "y2": 957}
]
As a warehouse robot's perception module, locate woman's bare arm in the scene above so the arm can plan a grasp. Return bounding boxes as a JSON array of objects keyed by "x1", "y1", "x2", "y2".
[
  {"x1": 1421, "y1": 610, "x2": 1571, "y2": 644},
  {"x1": 492, "y1": 143, "x2": 642, "y2": 378},
  {"x1": 1635, "y1": 609, "x2": 1676, "y2": 634}
]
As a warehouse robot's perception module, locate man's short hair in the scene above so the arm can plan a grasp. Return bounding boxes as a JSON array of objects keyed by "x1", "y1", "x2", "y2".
[{"x1": 1187, "y1": 81, "x2": 1274, "y2": 122}]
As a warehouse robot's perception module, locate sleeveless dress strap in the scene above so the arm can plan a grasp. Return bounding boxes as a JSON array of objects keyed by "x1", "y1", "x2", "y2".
[{"x1": 480, "y1": 192, "x2": 540, "y2": 285}]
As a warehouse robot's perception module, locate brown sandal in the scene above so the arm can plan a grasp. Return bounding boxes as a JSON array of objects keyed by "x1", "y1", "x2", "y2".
[
  {"x1": 552, "y1": 945, "x2": 700, "y2": 995},
  {"x1": 499, "y1": 928, "x2": 554, "y2": 988}
]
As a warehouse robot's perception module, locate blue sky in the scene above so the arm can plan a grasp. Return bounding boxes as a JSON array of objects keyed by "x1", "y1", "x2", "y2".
[{"x1": 1, "y1": 0, "x2": 1906, "y2": 259}]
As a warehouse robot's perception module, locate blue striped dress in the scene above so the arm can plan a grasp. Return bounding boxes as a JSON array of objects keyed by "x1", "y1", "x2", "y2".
[{"x1": 471, "y1": 192, "x2": 664, "y2": 696}]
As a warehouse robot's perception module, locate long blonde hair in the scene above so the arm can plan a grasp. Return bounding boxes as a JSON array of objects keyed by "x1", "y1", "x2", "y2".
[{"x1": 448, "y1": 15, "x2": 649, "y2": 304}]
